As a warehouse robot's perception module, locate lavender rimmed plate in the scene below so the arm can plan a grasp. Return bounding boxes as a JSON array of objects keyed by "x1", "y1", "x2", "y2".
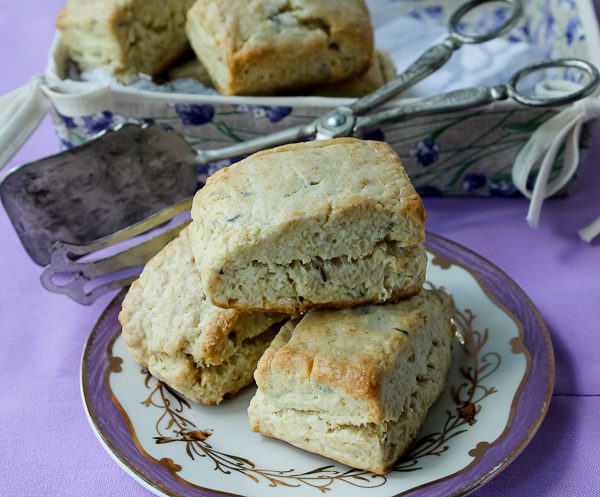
[{"x1": 81, "y1": 233, "x2": 554, "y2": 497}]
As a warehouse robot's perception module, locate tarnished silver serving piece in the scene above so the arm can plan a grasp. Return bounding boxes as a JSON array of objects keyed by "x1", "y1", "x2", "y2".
[
  {"x1": 2, "y1": 0, "x2": 599, "y2": 304},
  {"x1": 39, "y1": 198, "x2": 192, "y2": 305}
]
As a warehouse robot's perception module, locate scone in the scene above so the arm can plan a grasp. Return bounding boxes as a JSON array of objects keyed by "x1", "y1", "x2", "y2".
[
  {"x1": 185, "y1": 0, "x2": 373, "y2": 95},
  {"x1": 190, "y1": 138, "x2": 427, "y2": 313},
  {"x1": 57, "y1": 0, "x2": 196, "y2": 80},
  {"x1": 313, "y1": 50, "x2": 397, "y2": 98},
  {"x1": 119, "y1": 226, "x2": 288, "y2": 405},
  {"x1": 248, "y1": 289, "x2": 454, "y2": 475}
]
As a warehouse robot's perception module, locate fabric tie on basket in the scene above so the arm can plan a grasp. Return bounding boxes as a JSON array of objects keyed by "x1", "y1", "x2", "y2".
[
  {"x1": 512, "y1": 79, "x2": 600, "y2": 242},
  {"x1": 0, "y1": 76, "x2": 50, "y2": 168},
  {"x1": 0, "y1": 75, "x2": 111, "y2": 169}
]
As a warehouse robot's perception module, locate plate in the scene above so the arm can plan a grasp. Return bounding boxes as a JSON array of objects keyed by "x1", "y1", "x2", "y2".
[{"x1": 81, "y1": 233, "x2": 554, "y2": 497}]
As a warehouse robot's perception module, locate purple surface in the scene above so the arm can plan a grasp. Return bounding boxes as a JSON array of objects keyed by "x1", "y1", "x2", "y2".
[{"x1": 0, "y1": 1, "x2": 599, "y2": 496}]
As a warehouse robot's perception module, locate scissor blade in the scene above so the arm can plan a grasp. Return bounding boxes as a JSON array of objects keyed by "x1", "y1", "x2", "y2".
[{"x1": 197, "y1": 122, "x2": 317, "y2": 164}]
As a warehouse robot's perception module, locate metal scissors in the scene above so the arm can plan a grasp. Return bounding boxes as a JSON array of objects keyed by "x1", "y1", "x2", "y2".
[{"x1": 2, "y1": 0, "x2": 599, "y2": 303}]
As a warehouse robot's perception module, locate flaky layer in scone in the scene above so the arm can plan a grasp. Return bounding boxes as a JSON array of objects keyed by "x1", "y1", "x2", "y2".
[
  {"x1": 185, "y1": 0, "x2": 373, "y2": 95},
  {"x1": 119, "y1": 226, "x2": 288, "y2": 405},
  {"x1": 248, "y1": 289, "x2": 454, "y2": 474},
  {"x1": 190, "y1": 138, "x2": 427, "y2": 313},
  {"x1": 57, "y1": 0, "x2": 195, "y2": 80}
]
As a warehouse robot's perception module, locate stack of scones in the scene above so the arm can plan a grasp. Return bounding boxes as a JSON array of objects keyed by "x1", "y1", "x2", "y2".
[{"x1": 119, "y1": 137, "x2": 455, "y2": 475}]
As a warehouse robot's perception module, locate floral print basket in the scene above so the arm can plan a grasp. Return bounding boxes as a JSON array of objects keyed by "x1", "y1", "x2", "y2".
[{"x1": 45, "y1": 0, "x2": 600, "y2": 198}]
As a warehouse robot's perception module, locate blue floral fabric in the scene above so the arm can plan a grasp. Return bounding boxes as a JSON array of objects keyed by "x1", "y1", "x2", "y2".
[
  {"x1": 234, "y1": 105, "x2": 293, "y2": 123},
  {"x1": 410, "y1": 138, "x2": 440, "y2": 167},
  {"x1": 175, "y1": 104, "x2": 215, "y2": 126}
]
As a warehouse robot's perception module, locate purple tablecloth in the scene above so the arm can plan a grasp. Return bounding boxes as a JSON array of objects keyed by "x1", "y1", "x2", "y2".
[{"x1": 0, "y1": 2, "x2": 598, "y2": 496}]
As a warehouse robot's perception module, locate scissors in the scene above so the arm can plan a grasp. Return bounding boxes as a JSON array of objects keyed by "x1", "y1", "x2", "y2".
[{"x1": 1, "y1": 0, "x2": 599, "y2": 304}]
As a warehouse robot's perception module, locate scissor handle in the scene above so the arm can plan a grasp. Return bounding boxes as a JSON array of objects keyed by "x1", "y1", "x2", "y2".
[
  {"x1": 507, "y1": 58, "x2": 600, "y2": 107},
  {"x1": 353, "y1": 58, "x2": 599, "y2": 135},
  {"x1": 353, "y1": 86, "x2": 507, "y2": 135},
  {"x1": 449, "y1": 0, "x2": 523, "y2": 44}
]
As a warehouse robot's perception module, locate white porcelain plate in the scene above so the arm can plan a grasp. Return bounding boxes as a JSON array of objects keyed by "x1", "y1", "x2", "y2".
[{"x1": 81, "y1": 234, "x2": 554, "y2": 497}]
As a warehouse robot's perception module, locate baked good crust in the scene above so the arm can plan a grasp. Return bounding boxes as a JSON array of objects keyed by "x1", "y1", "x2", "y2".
[
  {"x1": 191, "y1": 138, "x2": 426, "y2": 313},
  {"x1": 193, "y1": 138, "x2": 426, "y2": 260},
  {"x1": 57, "y1": 0, "x2": 195, "y2": 79},
  {"x1": 249, "y1": 334, "x2": 452, "y2": 474},
  {"x1": 253, "y1": 289, "x2": 453, "y2": 423},
  {"x1": 119, "y1": 226, "x2": 287, "y2": 404},
  {"x1": 185, "y1": 0, "x2": 373, "y2": 95},
  {"x1": 248, "y1": 288, "x2": 455, "y2": 473}
]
